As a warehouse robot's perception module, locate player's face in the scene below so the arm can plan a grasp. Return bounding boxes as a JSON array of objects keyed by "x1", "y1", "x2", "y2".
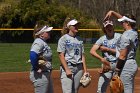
[
  {"x1": 121, "y1": 21, "x2": 129, "y2": 30},
  {"x1": 41, "y1": 32, "x2": 51, "y2": 40},
  {"x1": 69, "y1": 24, "x2": 79, "y2": 33},
  {"x1": 104, "y1": 25, "x2": 114, "y2": 38}
]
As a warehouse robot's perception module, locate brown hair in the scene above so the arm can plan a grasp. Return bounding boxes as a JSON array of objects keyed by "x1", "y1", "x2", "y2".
[
  {"x1": 33, "y1": 21, "x2": 47, "y2": 39},
  {"x1": 125, "y1": 14, "x2": 137, "y2": 31}
]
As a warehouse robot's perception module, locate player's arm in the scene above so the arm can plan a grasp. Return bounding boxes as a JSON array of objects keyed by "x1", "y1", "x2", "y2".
[
  {"x1": 99, "y1": 46, "x2": 116, "y2": 54},
  {"x1": 116, "y1": 35, "x2": 130, "y2": 75},
  {"x1": 116, "y1": 48, "x2": 128, "y2": 76},
  {"x1": 104, "y1": 10, "x2": 123, "y2": 20},
  {"x1": 82, "y1": 53, "x2": 88, "y2": 73},
  {"x1": 90, "y1": 44, "x2": 110, "y2": 66},
  {"x1": 57, "y1": 37, "x2": 72, "y2": 77},
  {"x1": 30, "y1": 51, "x2": 39, "y2": 70},
  {"x1": 30, "y1": 40, "x2": 45, "y2": 73},
  {"x1": 58, "y1": 52, "x2": 72, "y2": 77}
]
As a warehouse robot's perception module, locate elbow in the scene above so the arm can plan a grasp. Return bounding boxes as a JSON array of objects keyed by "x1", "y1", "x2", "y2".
[
  {"x1": 90, "y1": 50, "x2": 95, "y2": 56},
  {"x1": 58, "y1": 52, "x2": 64, "y2": 59}
]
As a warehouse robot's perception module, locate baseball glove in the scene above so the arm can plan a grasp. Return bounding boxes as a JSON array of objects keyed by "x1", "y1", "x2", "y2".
[
  {"x1": 80, "y1": 73, "x2": 91, "y2": 87},
  {"x1": 38, "y1": 59, "x2": 47, "y2": 66},
  {"x1": 26, "y1": 55, "x2": 47, "y2": 67},
  {"x1": 110, "y1": 75, "x2": 124, "y2": 93}
]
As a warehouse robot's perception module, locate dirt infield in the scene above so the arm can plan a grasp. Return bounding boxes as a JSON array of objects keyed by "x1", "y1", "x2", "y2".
[{"x1": 0, "y1": 69, "x2": 140, "y2": 93}]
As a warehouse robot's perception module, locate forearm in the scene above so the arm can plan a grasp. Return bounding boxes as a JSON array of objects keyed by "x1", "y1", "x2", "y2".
[
  {"x1": 108, "y1": 48, "x2": 116, "y2": 54},
  {"x1": 99, "y1": 46, "x2": 116, "y2": 54},
  {"x1": 90, "y1": 45, "x2": 103, "y2": 62},
  {"x1": 82, "y1": 54, "x2": 87, "y2": 72},
  {"x1": 116, "y1": 49, "x2": 128, "y2": 75},
  {"x1": 104, "y1": 10, "x2": 123, "y2": 20},
  {"x1": 111, "y1": 10, "x2": 123, "y2": 19},
  {"x1": 30, "y1": 51, "x2": 39, "y2": 70},
  {"x1": 90, "y1": 50, "x2": 103, "y2": 63}
]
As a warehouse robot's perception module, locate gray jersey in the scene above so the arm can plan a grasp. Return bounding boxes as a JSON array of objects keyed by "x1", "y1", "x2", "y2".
[
  {"x1": 30, "y1": 38, "x2": 52, "y2": 62},
  {"x1": 95, "y1": 33, "x2": 122, "y2": 61},
  {"x1": 117, "y1": 29, "x2": 138, "y2": 59},
  {"x1": 57, "y1": 34, "x2": 84, "y2": 64}
]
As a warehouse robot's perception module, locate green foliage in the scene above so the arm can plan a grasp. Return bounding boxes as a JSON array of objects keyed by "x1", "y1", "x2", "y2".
[{"x1": 0, "y1": 0, "x2": 93, "y2": 38}]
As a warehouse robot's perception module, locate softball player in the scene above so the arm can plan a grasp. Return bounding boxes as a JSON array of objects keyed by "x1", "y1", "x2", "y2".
[
  {"x1": 29, "y1": 25, "x2": 54, "y2": 93},
  {"x1": 90, "y1": 20, "x2": 122, "y2": 93},
  {"x1": 105, "y1": 10, "x2": 138, "y2": 93},
  {"x1": 57, "y1": 19, "x2": 88, "y2": 93}
]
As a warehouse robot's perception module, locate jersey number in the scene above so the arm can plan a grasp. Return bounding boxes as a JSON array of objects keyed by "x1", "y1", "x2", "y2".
[{"x1": 74, "y1": 49, "x2": 79, "y2": 55}]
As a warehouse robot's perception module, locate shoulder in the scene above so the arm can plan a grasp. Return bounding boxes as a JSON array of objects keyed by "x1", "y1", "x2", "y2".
[
  {"x1": 58, "y1": 34, "x2": 68, "y2": 43},
  {"x1": 60, "y1": 34, "x2": 68, "y2": 39},
  {"x1": 123, "y1": 30, "x2": 138, "y2": 39},
  {"x1": 95, "y1": 35, "x2": 105, "y2": 44},
  {"x1": 33, "y1": 38, "x2": 44, "y2": 44},
  {"x1": 115, "y1": 33, "x2": 122, "y2": 36},
  {"x1": 114, "y1": 33, "x2": 122, "y2": 38},
  {"x1": 99, "y1": 35, "x2": 106, "y2": 40},
  {"x1": 31, "y1": 38, "x2": 44, "y2": 50}
]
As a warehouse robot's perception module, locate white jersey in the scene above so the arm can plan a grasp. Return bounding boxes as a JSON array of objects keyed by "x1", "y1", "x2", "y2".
[
  {"x1": 117, "y1": 29, "x2": 138, "y2": 60},
  {"x1": 30, "y1": 38, "x2": 52, "y2": 62},
  {"x1": 95, "y1": 33, "x2": 122, "y2": 61},
  {"x1": 57, "y1": 34, "x2": 84, "y2": 64}
]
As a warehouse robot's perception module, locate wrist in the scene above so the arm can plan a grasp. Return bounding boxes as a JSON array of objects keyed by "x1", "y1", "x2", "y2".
[
  {"x1": 115, "y1": 68, "x2": 120, "y2": 72},
  {"x1": 107, "y1": 48, "x2": 110, "y2": 52}
]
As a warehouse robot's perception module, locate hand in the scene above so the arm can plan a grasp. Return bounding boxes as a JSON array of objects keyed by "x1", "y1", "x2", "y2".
[
  {"x1": 101, "y1": 58, "x2": 110, "y2": 66},
  {"x1": 83, "y1": 72, "x2": 90, "y2": 77},
  {"x1": 115, "y1": 68, "x2": 121, "y2": 76},
  {"x1": 65, "y1": 68, "x2": 73, "y2": 78},
  {"x1": 102, "y1": 64, "x2": 111, "y2": 73},
  {"x1": 37, "y1": 68, "x2": 42, "y2": 73},
  {"x1": 104, "y1": 11, "x2": 113, "y2": 21}
]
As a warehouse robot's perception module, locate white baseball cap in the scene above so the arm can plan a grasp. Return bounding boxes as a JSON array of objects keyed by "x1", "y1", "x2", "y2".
[
  {"x1": 35, "y1": 25, "x2": 53, "y2": 35},
  {"x1": 103, "y1": 20, "x2": 113, "y2": 27},
  {"x1": 67, "y1": 19, "x2": 78, "y2": 27},
  {"x1": 118, "y1": 16, "x2": 136, "y2": 23}
]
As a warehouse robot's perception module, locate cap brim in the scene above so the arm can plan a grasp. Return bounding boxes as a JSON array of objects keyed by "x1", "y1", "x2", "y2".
[
  {"x1": 44, "y1": 27, "x2": 53, "y2": 32},
  {"x1": 118, "y1": 18, "x2": 124, "y2": 22},
  {"x1": 104, "y1": 23, "x2": 113, "y2": 27},
  {"x1": 67, "y1": 19, "x2": 79, "y2": 27},
  {"x1": 117, "y1": 16, "x2": 136, "y2": 23}
]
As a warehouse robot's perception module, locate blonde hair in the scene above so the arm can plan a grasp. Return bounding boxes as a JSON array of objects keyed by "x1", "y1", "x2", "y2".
[{"x1": 61, "y1": 17, "x2": 72, "y2": 36}]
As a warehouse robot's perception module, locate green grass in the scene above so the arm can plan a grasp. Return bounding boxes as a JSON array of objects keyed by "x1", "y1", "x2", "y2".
[{"x1": 0, "y1": 43, "x2": 140, "y2": 72}]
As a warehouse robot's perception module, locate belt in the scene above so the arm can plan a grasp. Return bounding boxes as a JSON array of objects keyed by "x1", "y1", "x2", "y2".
[
  {"x1": 127, "y1": 58, "x2": 135, "y2": 60},
  {"x1": 108, "y1": 60, "x2": 117, "y2": 63},
  {"x1": 67, "y1": 62, "x2": 82, "y2": 66}
]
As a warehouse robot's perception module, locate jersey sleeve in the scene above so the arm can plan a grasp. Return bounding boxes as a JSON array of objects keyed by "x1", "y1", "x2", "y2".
[
  {"x1": 82, "y1": 41, "x2": 84, "y2": 53},
  {"x1": 57, "y1": 36, "x2": 66, "y2": 53},
  {"x1": 119, "y1": 34, "x2": 130, "y2": 49},
  {"x1": 30, "y1": 39, "x2": 44, "y2": 70},
  {"x1": 30, "y1": 39, "x2": 44, "y2": 54},
  {"x1": 30, "y1": 51, "x2": 39, "y2": 70},
  {"x1": 95, "y1": 36, "x2": 103, "y2": 46}
]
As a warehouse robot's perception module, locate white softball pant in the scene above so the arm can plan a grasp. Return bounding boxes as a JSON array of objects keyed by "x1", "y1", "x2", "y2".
[
  {"x1": 97, "y1": 62, "x2": 116, "y2": 93},
  {"x1": 60, "y1": 63, "x2": 83, "y2": 93},
  {"x1": 120, "y1": 59, "x2": 138, "y2": 93},
  {"x1": 30, "y1": 71, "x2": 54, "y2": 93}
]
